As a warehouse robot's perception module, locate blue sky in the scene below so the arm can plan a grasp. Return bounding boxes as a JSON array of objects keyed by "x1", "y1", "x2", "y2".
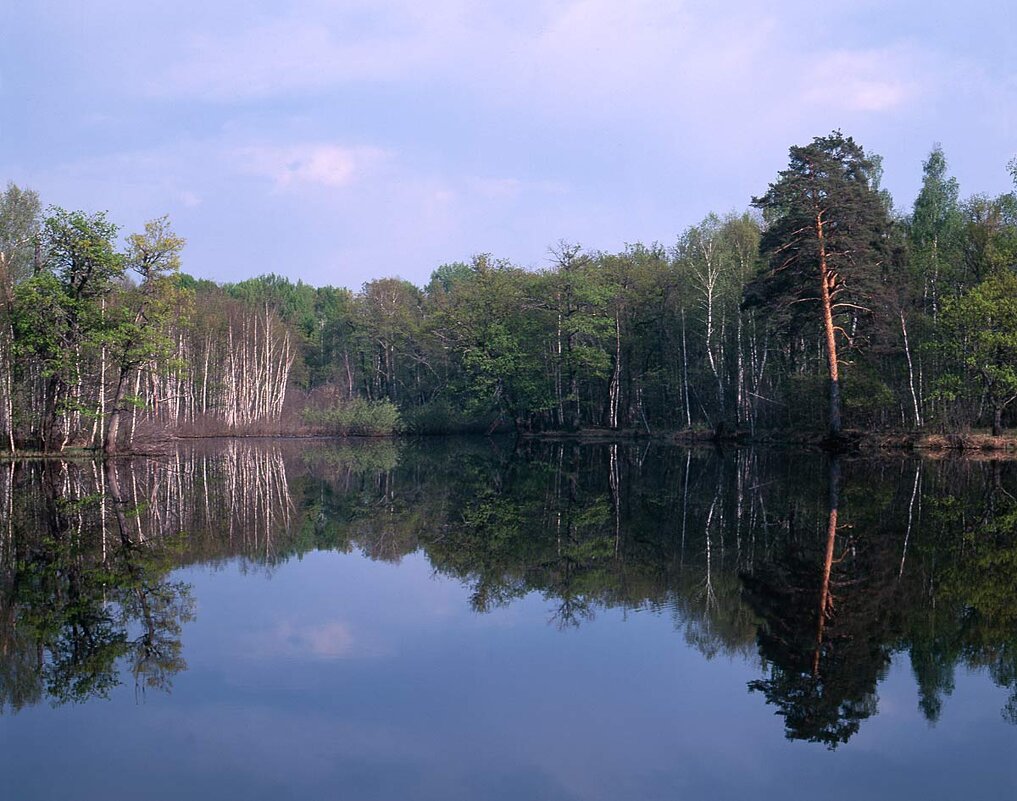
[{"x1": 2, "y1": 0, "x2": 1014, "y2": 289}]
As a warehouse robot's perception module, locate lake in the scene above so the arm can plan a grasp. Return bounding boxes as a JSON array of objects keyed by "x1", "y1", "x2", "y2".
[{"x1": 2, "y1": 438, "x2": 1017, "y2": 800}]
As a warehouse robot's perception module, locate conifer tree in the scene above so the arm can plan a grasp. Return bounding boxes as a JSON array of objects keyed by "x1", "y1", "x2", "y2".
[{"x1": 747, "y1": 132, "x2": 892, "y2": 438}]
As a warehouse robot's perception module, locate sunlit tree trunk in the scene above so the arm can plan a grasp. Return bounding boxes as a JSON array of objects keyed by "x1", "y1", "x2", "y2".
[
  {"x1": 816, "y1": 212, "x2": 842, "y2": 438},
  {"x1": 813, "y1": 457, "x2": 840, "y2": 676}
]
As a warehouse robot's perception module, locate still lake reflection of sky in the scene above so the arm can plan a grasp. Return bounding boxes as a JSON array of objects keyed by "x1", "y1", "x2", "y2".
[{"x1": 4, "y1": 546, "x2": 1016, "y2": 801}]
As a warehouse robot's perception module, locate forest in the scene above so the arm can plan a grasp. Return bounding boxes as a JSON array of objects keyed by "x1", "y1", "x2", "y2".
[{"x1": 2, "y1": 131, "x2": 1016, "y2": 452}]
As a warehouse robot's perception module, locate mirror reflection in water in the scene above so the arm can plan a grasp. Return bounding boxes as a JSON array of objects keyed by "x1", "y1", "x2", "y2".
[{"x1": 3, "y1": 439, "x2": 1017, "y2": 798}]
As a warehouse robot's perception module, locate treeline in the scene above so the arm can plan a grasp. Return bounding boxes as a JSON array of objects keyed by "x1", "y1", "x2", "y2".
[{"x1": 2, "y1": 133, "x2": 1016, "y2": 451}]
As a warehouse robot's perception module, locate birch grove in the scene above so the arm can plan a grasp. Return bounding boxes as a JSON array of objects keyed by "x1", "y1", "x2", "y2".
[{"x1": 136, "y1": 302, "x2": 294, "y2": 435}]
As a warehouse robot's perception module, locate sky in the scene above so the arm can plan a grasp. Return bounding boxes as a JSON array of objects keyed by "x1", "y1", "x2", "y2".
[{"x1": 2, "y1": 0, "x2": 1014, "y2": 289}]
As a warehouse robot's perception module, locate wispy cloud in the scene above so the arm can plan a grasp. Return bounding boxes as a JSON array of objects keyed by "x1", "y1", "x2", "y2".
[
  {"x1": 160, "y1": 20, "x2": 422, "y2": 99},
  {"x1": 234, "y1": 143, "x2": 389, "y2": 189},
  {"x1": 152, "y1": 1, "x2": 483, "y2": 100},
  {"x1": 804, "y1": 48, "x2": 924, "y2": 113},
  {"x1": 144, "y1": 0, "x2": 940, "y2": 168},
  {"x1": 179, "y1": 190, "x2": 203, "y2": 208}
]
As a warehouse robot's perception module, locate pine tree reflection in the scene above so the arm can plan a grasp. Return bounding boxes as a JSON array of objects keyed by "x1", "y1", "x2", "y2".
[{"x1": 741, "y1": 457, "x2": 895, "y2": 746}]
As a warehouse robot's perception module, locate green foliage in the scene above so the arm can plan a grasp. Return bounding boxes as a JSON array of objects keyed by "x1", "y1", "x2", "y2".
[
  {"x1": 401, "y1": 398, "x2": 496, "y2": 434},
  {"x1": 302, "y1": 441, "x2": 401, "y2": 473},
  {"x1": 106, "y1": 216, "x2": 186, "y2": 375},
  {"x1": 426, "y1": 261, "x2": 473, "y2": 295},
  {"x1": 7, "y1": 209, "x2": 128, "y2": 446},
  {"x1": 842, "y1": 364, "x2": 896, "y2": 420},
  {"x1": 747, "y1": 131, "x2": 893, "y2": 339},
  {"x1": 0, "y1": 183, "x2": 42, "y2": 287},
  {"x1": 433, "y1": 255, "x2": 553, "y2": 423},
  {"x1": 938, "y1": 271, "x2": 1017, "y2": 430},
  {"x1": 11, "y1": 272, "x2": 68, "y2": 372},
  {"x1": 5, "y1": 136, "x2": 1017, "y2": 446},
  {"x1": 910, "y1": 145, "x2": 965, "y2": 300},
  {"x1": 960, "y1": 193, "x2": 1017, "y2": 283},
  {"x1": 43, "y1": 208, "x2": 124, "y2": 298},
  {"x1": 302, "y1": 398, "x2": 403, "y2": 435}
]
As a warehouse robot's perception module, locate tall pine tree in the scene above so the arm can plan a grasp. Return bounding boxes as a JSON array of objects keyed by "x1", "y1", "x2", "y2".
[{"x1": 747, "y1": 132, "x2": 892, "y2": 438}]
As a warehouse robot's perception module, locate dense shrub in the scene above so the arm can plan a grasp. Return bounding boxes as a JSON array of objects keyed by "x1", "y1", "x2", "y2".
[
  {"x1": 402, "y1": 399, "x2": 499, "y2": 435},
  {"x1": 302, "y1": 399, "x2": 402, "y2": 436}
]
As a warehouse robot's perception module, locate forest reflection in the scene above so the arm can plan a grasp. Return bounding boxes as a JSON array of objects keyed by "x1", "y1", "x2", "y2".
[{"x1": 3, "y1": 439, "x2": 1017, "y2": 748}]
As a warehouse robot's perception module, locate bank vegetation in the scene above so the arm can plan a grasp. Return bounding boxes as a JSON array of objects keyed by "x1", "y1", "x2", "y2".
[{"x1": 2, "y1": 133, "x2": 1015, "y2": 452}]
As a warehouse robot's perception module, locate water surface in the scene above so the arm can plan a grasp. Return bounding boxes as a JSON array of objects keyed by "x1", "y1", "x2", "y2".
[{"x1": 2, "y1": 439, "x2": 1017, "y2": 799}]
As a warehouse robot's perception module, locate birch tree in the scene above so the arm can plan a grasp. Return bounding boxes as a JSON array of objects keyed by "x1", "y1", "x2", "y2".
[{"x1": 0, "y1": 185, "x2": 41, "y2": 451}]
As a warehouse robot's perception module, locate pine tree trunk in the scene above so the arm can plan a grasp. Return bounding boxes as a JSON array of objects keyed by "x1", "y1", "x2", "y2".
[
  {"x1": 816, "y1": 213, "x2": 842, "y2": 438},
  {"x1": 814, "y1": 457, "x2": 840, "y2": 676}
]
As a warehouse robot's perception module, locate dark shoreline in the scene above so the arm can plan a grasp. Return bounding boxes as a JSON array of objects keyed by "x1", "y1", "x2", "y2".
[
  {"x1": 5, "y1": 427, "x2": 1017, "y2": 460},
  {"x1": 523, "y1": 427, "x2": 1017, "y2": 454}
]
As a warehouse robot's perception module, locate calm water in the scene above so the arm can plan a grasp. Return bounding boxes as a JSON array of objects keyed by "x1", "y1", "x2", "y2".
[{"x1": 2, "y1": 439, "x2": 1017, "y2": 800}]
